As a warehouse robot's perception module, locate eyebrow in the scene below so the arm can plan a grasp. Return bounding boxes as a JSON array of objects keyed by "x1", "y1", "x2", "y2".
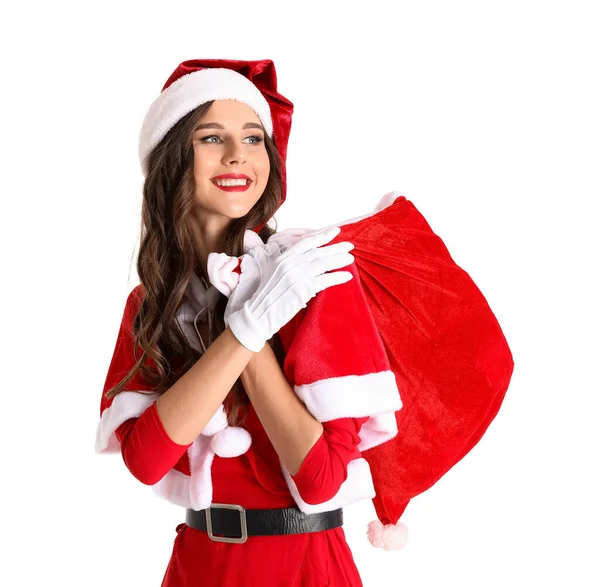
[{"x1": 194, "y1": 122, "x2": 264, "y2": 131}]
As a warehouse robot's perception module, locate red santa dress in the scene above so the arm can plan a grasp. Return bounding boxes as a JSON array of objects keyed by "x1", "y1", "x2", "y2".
[{"x1": 95, "y1": 225, "x2": 400, "y2": 585}]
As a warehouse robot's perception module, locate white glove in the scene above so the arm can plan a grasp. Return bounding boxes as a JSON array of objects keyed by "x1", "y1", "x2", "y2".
[{"x1": 225, "y1": 226, "x2": 355, "y2": 352}]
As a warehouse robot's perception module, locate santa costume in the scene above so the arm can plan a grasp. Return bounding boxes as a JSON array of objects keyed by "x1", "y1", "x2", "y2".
[{"x1": 95, "y1": 59, "x2": 514, "y2": 586}]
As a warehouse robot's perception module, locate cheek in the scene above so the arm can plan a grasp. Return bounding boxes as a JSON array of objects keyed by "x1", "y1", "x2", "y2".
[
  {"x1": 256, "y1": 152, "x2": 270, "y2": 181},
  {"x1": 193, "y1": 159, "x2": 215, "y2": 186}
]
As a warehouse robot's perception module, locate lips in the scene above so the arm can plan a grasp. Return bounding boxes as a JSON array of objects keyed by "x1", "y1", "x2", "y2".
[
  {"x1": 211, "y1": 174, "x2": 253, "y2": 192},
  {"x1": 211, "y1": 174, "x2": 251, "y2": 181},
  {"x1": 213, "y1": 183, "x2": 252, "y2": 192}
]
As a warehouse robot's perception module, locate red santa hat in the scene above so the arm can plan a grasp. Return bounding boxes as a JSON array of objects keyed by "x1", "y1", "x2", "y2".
[{"x1": 138, "y1": 59, "x2": 294, "y2": 233}]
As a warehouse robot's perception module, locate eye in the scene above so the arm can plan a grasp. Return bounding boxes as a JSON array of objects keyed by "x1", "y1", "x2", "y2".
[
  {"x1": 243, "y1": 135, "x2": 265, "y2": 145},
  {"x1": 200, "y1": 135, "x2": 222, "y2": 144}
]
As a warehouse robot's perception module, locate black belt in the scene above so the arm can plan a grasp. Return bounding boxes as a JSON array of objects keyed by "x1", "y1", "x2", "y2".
[{"x1": 185, "y1": 504, "x2": 343, "y2": 544}]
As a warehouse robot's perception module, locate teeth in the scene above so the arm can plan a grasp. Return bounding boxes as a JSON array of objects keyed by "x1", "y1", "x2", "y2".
[{"x1": 214, "y1": 178, "x2": 250, "y2": 186}]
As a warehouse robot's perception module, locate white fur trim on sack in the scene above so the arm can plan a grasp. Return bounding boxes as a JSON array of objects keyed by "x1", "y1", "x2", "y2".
[
  {"x1": 139, "y1": 68, "x2": 273, "y2": 175},
  {"x1": 278, "y1": 191, "x2": 406, "y2": 240},
  {"x1": 294, "y1": 370, "x2": 401, "y2": 452}
]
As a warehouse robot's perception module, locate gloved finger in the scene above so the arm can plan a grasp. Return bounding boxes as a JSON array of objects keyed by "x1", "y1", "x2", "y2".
[
  {"x1": 310, "y1": 271, "x2": 354, "y2": 295},
  {"x1": 311, "y1": 252, "x2": 355, "y2": 275},
  {"x1": 264, "y1": 241, "x2": 282, "y2": 256},
  {"x1": 279, "y1": 226, "x2": 342, "y2": 259},
  {"x1": 276, "y1": 241, "x2": 354, "y2": 275},
  {"x1": 268, "y1": 228, "x2": 314, "y2": 250},
  {"x1": 310, "y1": 240, "x2": 355, "y2": 256},
  {"x1": 268, "y1": 227, "x2": 314, "y2": 240}
]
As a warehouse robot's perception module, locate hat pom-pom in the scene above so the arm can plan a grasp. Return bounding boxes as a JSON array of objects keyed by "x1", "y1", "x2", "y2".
[{"x1": 367, "y1": 519, "x2": 409, "y2": 550}]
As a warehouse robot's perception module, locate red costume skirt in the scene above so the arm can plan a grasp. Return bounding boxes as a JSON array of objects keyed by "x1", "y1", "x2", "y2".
[{"x1": 160, "y1": 522, "x2": 363, "y2": 587}]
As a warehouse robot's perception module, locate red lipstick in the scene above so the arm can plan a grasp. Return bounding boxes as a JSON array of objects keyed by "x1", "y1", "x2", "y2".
[{"x1": 211, "y1": 174, "x2": 251, "y2": 180}]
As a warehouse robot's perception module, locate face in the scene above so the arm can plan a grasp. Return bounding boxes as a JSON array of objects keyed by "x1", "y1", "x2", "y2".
[{"x1": 192, "y1": 100, "x2": 270, "y2": 230}]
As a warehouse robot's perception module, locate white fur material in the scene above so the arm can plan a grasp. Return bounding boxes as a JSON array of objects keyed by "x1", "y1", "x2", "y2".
[
  {"x1": 151, "y1": 467, "x2": 196, "y2": 508},
  {"x1": 293, "y1": 371, "x2": 401, "y2": 452},
  {"x1": 280, "y1": 457, "x2": 376, "y2": 514},
  {"x1": 151, "y1": 422, "x2": 253, "y2": 510},
  {"x1": 96, "y1": 392, "x2": 253, "y2": 510},
  {"x1": 357, "y1": 410, "x2": 399, "y2": 452},
  {"x1": 151, "y1": 433, "x2": 217, "y2": 511},
  {"x1": 95, "y1": 391, "x2": 159, "y2": 453},
  {"x1": 211, "y1": 427, "x2": 253, "y2": 458},
  {"x1": 207, "y1": 252, "x2": 240, "y2": 297},
  {"x1": 271, "y1": 191, "x2": 405, "y2": 245},
  {"x1": 187, "y1": 433, "x2": 220, "y2": 510},
  {"x1": 366, "y1": 519, "x2": 409, "y2": 550},
  {"x1": 294, "y1": 370, "x2": 401, "y2": 422},
  {"x1": 139, "y1": 68, "x2": 273, "y2": 175}
]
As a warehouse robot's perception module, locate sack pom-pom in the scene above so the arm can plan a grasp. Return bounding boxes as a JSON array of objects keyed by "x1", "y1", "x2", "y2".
[{"x1": 367, "y1": 519, "x2": 409, "y2": 550}]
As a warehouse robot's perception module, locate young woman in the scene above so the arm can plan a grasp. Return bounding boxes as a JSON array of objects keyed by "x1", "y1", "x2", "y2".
[
  {"x1": 96, "y1": 59, "x2": 372, "y2": 586},
  {"x1": 96, "y1": 58, "x2": 514, "y2": 586}
]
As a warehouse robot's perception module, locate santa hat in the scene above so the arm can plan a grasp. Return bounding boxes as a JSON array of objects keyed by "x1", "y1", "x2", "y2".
[{"x1": 138, "y1": 59, "x2": 294, "y2": 233}]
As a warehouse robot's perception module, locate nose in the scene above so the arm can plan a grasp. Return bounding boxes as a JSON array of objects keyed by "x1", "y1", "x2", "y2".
[{"x1": 222, "y1": 141, "x2": 247, "y2": 165}]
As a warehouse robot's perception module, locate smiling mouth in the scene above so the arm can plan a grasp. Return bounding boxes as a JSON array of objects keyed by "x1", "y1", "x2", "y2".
[
  {"x1": 212, "y1": 178, "x2": 252, "y2": 187},
  {"x1": 212, "y1": 179, "x2": 252, "y2": 192}
]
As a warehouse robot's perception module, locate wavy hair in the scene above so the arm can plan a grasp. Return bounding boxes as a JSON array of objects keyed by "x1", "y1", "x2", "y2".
[{"x1": 103, "y1": 100, "x2": 286, "y2": 427}]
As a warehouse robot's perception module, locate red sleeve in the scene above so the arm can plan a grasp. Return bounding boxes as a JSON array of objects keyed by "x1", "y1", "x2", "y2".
[
  {"x1": 291, "y1": 415, "x2": 370, "y2": 505},
  {"x1": 114, "y1": 403, "x2": 192, "y2": 486}
]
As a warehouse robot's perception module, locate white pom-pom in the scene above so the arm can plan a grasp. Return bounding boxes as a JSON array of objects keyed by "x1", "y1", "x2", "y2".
[
  {"x1": 366, "y1": 519, "x2": 409, "y2": 550},
  {"x1": 211, "y1": 427, "x2": 252, "y2": 458},
  {"x1": 200, "y1": 405, "x2": 228, "y2": 437},
  {"x1": 207, "y1": 252, "x2": 240, "y2": 297}
]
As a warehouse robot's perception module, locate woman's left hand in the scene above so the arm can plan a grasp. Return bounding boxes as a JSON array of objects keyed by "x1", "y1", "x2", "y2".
[{"x1": 207, "y1": 241, "x2": 283, "y2": 328}]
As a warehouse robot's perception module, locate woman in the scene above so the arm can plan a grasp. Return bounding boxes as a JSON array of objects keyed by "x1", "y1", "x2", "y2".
[
  {"x1": 96, "y1": 58, "x2": 514, "y2": 586},
  {"x1": 96, "y1": 59, "x2": 372, "y2": 586}
]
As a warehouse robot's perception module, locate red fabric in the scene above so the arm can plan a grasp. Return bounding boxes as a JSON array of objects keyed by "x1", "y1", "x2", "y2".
[
  {"x1": 323, "y1": 195, "x2": 515, "y2": 526},
  {"x1": 291, "y1": 416, "x2": 370, "y2": 505},
  {"x1": 161, "y1": 522, "x2": 362, "y2": 587},
  {"x1": 99, "y1": 285, "x2": 156, "y2": 411},
  {"x1": 113, "y1": 396, "x2": 366, "y2": 586},
  {"x1": 101, "y1": 283, "x2": 368, "y2": 584},
  {"x1": 160, "y1": 401, "x2": 365, "y2": 586},
  {"x1": 115, "y1": 401, "x2": 369, "y2": 507},
  {"x1": 115, "y1": 403, "x2": 192, "y2": 486}
]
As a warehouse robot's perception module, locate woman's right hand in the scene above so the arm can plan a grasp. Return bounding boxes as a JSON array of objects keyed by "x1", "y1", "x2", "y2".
[{"x1": 226, "y1": 226, "x2": 355, "y2": 352}]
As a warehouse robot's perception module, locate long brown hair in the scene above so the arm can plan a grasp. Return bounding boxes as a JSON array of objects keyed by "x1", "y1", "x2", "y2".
[{"x1": 103, "y1": 100, "x2": 286, "y2": 427}]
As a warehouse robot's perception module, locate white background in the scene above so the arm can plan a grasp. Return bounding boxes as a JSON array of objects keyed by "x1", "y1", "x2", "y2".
[{"x1": 2, "y1": 0, "x2": 599, "y2": 585}]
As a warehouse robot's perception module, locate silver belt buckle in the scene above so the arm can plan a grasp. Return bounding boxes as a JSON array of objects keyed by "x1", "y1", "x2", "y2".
[{"x1": 206, "y1": 503, "x2": 248, "y2": 544}]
